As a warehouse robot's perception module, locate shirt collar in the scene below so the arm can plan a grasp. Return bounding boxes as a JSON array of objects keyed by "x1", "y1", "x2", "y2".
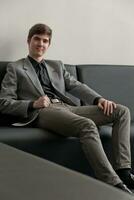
[{"x1": 28, "y1": 56, "x2": 44, "y2": 68}]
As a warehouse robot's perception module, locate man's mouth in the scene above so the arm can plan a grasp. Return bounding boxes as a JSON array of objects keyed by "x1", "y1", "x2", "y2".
[{"x1": 36, "y1": 47, "x2": 43, "y2": 50}]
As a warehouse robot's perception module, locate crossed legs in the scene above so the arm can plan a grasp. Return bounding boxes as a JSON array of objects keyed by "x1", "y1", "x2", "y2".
[{"x1": 36, "y1": 103, "x2": 131, "y2": 185}]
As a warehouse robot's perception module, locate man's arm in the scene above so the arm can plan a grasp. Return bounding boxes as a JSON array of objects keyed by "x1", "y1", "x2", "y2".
[
  {"x1": 0, "y1": 63, "x2": 31, "y2": 118},
  {"x1": 62, "y1": 62, "x2": 117, "y2": 114},
  {"x1": 61, "y1": 62, "x2": 102, "y2": 105}
]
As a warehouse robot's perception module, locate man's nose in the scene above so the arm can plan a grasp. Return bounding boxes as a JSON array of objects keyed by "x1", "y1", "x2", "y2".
[{"x1": 38, "y1": 40, "x2": 44, "y2": 46}]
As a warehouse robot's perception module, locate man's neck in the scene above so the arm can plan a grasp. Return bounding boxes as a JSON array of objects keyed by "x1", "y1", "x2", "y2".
[{"x1": 28, "y1": 55, "x2": 44, "y2": 63}]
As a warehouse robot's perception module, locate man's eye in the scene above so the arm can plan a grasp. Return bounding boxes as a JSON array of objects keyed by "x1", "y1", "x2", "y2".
[{"x1": 43, "y1": 40, "x2": 49, "y2": 43}]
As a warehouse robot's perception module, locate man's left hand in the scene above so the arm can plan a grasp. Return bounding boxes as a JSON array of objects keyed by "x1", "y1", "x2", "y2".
[{"x1": 97, "y1": 98, "x2": 117, "y2": 116}]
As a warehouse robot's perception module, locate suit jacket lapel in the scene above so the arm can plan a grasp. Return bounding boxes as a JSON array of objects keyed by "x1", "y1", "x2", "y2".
[
  {"x1": 23, "y1": 57, "x2": 45, "y2": 96},
  {"x1": 44, "y1": 61, "x2": 59, "y2": 89},
  {"x1": 45, "y1": 60, "x2": 76, "y2": 106}
]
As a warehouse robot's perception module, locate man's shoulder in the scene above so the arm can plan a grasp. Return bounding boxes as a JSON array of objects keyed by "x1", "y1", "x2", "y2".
[
  {"x1": 8, "y1": 58, "x2": 25, "y2": 66},
  {"x1": 7, "y1": 58, "x2": 32, "y2": 72}
]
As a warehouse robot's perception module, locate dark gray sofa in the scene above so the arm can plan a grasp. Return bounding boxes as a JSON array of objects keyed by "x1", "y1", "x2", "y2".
[{"x1": 0, "y1": 62, "x2": 134, "y2": 178}]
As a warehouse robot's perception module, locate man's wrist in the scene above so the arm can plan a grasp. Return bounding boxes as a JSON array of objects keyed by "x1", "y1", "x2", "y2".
[
  {"x1": 93, "y1": 97, "x2": 102, "y2": 105},
  {"x1": 28, "y1": 101, "x2": 35, "y2": 111}
]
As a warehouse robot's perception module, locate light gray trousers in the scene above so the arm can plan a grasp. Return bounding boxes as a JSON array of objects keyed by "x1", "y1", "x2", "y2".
[{"x1": 36, "y1": 103, "x2": 131, "y2": 186}]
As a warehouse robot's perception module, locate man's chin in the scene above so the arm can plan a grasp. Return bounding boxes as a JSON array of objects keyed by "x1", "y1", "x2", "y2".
[{"x1": 35, "y1": 53, "x2": 44, "y2": 58}]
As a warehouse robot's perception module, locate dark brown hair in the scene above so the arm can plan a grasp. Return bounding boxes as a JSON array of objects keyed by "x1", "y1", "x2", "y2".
[{"x1": 27, "y1": 23, "x2": 52, "y2": 43}]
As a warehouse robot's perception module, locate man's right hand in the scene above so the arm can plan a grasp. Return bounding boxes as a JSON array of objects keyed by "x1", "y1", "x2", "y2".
[{"x1": 33, "y1": 95, "x2": 51, "y2": 109}]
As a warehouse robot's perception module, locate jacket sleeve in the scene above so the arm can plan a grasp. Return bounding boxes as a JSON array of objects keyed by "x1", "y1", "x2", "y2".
[
  {"x1": 61, "y1": 62, "x2": 102, "y2": 105},
  {"x1": 0, "y1": 63, "x2": 31, "y2": 118}
]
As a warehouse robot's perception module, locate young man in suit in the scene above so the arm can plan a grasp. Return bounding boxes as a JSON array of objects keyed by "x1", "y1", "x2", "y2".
[{"x1": 0, "y1": 23, "x2": 133, "y2": 194}]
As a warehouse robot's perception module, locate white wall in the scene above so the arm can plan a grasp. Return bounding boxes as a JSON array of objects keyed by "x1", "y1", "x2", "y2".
[{"x1": 0, "y1": 0, "x2": 134, "y2": 64}]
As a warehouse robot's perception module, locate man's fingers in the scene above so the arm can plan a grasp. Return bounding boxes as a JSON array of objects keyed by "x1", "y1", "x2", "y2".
[
  {"x1": 35, "y1": 96, "x2": 51, "y2": 108},
  {"x1": 98, "y1": 103, "x2": 104, "y2": 110},
  {"x1": 43, "y1": 96, "x2": 51, "y2": 107},
  {"x1": 113, "y1": 102, "x2": 117, "y2": 109},
  {"x1": 110, "y1": 103, "x2": 113, "y2": 114},
  {"x1": 98, "y1": 98, "x2": 117, "y2": 116},
  {"x1": 104, "y1": 100, "x2": 108, "y2": 115}
]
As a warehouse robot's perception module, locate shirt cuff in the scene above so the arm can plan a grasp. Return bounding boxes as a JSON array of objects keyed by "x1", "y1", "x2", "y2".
[
  {"x1": 28, "y1": 101, "x2": 35, "y2": 112},
  {"x1": 93, "y1": 97, "x2": 102, "y2": 105}
]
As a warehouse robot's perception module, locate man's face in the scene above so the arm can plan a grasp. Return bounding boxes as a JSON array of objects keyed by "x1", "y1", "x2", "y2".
[{"x1": 28, "y1": 34, "x2": 50, "y2": 60}]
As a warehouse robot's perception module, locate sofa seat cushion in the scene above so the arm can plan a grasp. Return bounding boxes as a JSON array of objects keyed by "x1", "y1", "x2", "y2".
[
  {"x1": 0, "y1": 126, "x2": 94, "y2": 176},
  {"x1": 0, "y1": 127, "x2": 62, "y2": 143}
]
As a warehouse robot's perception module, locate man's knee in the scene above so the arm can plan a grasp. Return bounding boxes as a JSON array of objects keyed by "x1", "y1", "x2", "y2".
[
  {"x1": 78, "y1": 117, "x2": 99, "y2": 138},
  {"x1": 116, "y1": 104, "x2": 130, "y2": 119}
]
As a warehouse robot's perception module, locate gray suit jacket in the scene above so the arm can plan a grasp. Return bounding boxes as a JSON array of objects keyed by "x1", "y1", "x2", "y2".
[{"x1": 0, "y1": 57, "x2": 101, "y2": 124}]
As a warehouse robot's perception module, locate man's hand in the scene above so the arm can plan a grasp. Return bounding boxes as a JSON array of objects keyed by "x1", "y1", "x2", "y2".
[
  {"x1": 97, "y1": 98, "x2": 117, "y2": 116},
  {"x1": 33, "y1": 95, "x2": 51, "y2": 109}
]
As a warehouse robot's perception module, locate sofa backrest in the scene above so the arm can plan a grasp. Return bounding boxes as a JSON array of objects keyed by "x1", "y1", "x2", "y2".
[
  {"x1": 1, "y1": 62, "x2": 134, "y2": 122},
  {"x1": 0, "y1": 62, "x2": 9, "y2": 88},
  {"x1": 77, "y1": 65, "x2": 134, "y2": 122}
]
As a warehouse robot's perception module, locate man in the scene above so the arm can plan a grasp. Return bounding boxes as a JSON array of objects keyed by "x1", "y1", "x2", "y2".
[{"x1": 0, "y1": 23, "x2": 133, "y2": 194}]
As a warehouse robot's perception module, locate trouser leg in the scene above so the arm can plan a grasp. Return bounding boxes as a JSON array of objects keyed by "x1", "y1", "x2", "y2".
[
  {"x1": 111, "y1": 105, "x2": 131, "y2": 170},
  {"x1": 70, "y1": 104, "x2": 131, "y2": 170},
  {"x1": 36, "y1": 103, "x2": 122, "y2": 185}
]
